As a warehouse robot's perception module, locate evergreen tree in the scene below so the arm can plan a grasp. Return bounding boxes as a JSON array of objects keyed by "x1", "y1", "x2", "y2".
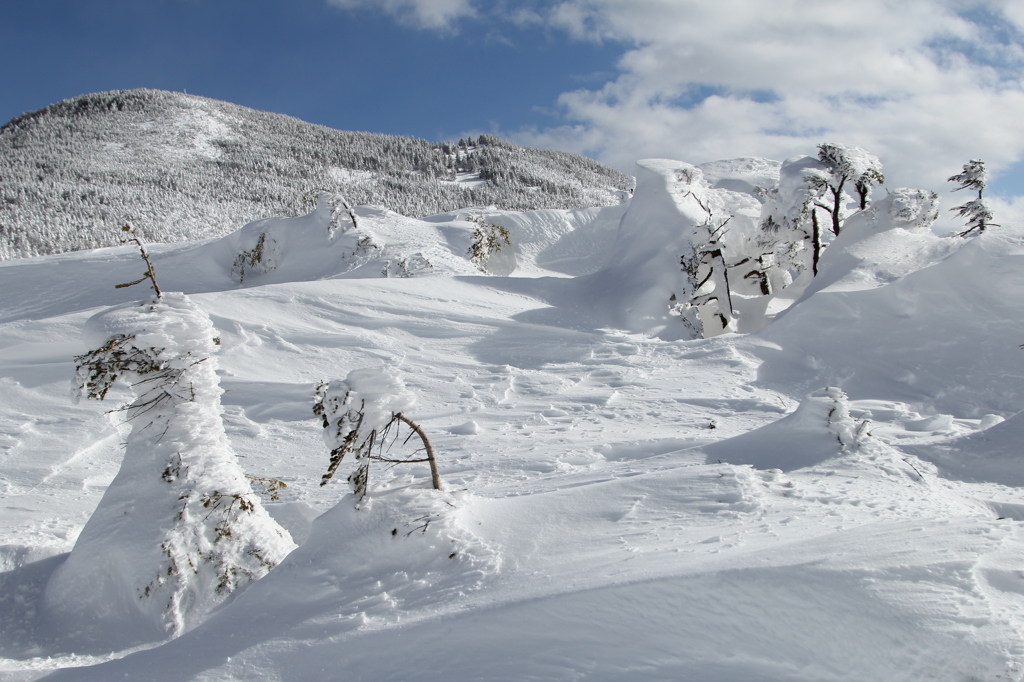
[{"x1": 948, "y1": 159, "x2": 996, "y2": 237}]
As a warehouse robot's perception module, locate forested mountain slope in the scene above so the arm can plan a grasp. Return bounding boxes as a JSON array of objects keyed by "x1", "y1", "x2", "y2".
[{"x1": 0, "y1": 89, "x2": 631, "y2": 259}]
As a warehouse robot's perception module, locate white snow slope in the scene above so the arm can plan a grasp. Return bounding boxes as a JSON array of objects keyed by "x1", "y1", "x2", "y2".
[{"x1": 2, "y1": 160, "x2": 1024, "y2": 681}]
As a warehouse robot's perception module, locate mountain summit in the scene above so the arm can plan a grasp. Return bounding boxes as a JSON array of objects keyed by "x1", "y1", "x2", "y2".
[{"x1": 0, "y1": 89, "x2": 631, "y2": 259}]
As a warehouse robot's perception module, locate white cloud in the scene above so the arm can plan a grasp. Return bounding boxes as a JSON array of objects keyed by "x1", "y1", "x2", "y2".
[
  {"x1": 504, "y1": 0, "x2": 1024, "y2": 194},
  {"x1": 327, "y1": 0, "x2": 475, "y2": 30},
  {"x1": 334, "y1": 0, "x2": 1024, "y2": 199}
]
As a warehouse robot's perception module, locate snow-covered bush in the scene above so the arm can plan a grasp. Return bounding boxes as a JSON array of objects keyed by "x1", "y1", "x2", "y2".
[
  {"x1": 381, "y1": 253, "x2": 434, "y2": 278},
  {"x1": 466, "y1": 214, "x2": 512, "y2": 273},
  {"x1": 231, "y1": 230, "x2": 281, "y2": 283},
  {"x1": 313, "y1": 368, "x2": 442, "y2": 498},
  {"x1": 43, "y1": 292, "x2": 295, "y2": 650}
]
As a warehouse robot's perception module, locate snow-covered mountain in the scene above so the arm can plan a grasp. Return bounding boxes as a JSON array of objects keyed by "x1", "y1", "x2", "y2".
[
  {"x1": 2, "y1": 152, "x2": 1024, "y2": 681},
  {"x1": 0, "y1": 89, "x2": 632, "y2": 260}
]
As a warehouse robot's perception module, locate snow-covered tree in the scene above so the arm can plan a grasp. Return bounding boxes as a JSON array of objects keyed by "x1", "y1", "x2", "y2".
[
  {"x1": 813, "y1": 143, "x2": 885, "y2": 234},
  {"x1": 44, "y1": 290, "x2": 295, "y2": 650},
  {"x1": 758, "y1": 145, "x2": 884, "y2": 278},
  {"x1": 949, "y1": 160, "x2": 996, "y2": 237},
  {"x1": 676, "y1": 195, "x2": 737, "y2": 336},
  {"x1": 314, "y1": 367, "x2": 442, "y2": 498},
  {"x1": 758, "y1": 156, "x2": 827, "y2": 277}
]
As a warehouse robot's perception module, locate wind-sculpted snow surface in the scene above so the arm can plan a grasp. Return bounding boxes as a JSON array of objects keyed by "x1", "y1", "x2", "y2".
[
  {"x1": 4, "y1": 159, "x2": 1024, "y2": 680},
  {"x1": 749, "y1": 228, "x2": 1024, "y2": 416},
  {"x1": 41, "y1": 293, "x2": 295, "y2": 652},
  {"x1": 795, "y1": 186, "x2": 947, "y2": 299}
]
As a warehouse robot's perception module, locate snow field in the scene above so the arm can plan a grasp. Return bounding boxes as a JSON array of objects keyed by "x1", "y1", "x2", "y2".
[{"x1": 2, "y1": 157, "x2": 1024, "y2": 679}]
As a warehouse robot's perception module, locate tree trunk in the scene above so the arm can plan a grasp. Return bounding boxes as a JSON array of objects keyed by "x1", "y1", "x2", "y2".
[
  {"x1": 395, "y1": 413, "x2": 443, "y2": 491},
  {"x1": 830, "y1": 177, "x2": 845, "y2": 235},
  {"x1": 812, "y1": 210, "x2": 822, "y2": 277}
]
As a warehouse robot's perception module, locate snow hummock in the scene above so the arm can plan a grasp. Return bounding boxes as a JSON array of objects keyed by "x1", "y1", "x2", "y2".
[{"x1": 585, "y1": 159, "x2": 713, "y2": 338}]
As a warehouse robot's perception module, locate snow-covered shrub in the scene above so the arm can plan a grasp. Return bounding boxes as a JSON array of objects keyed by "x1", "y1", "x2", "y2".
[
  {"x1": 327, "y1": 193, "x2": 359, "y2": 235},
  {"x1": 382, "y1": 253, "x2": 434, "y2": 278},
  {"x1": 466, "y1": 214, "x2": 512, "y2": 273},
  {"x1": 702, "y1": 387, "x2": 915, "y2": 473},
  {"x1": 313, "y1": 368, "x2": 442, "y2": 498},
  {"x1": 44, "y1": 292, "x2": 295, "y2": 650},
  {"x1": 231, "y1": 230, "x2": 281, "y2": 283},
  {"x1": 949, "y1": 160, "x2": 996, "y2": 237},
  {"x1": 886, "y1": 187, "x2": 940, "y2": 229},
  {"x1": 115, "y1": 224, "x2": 163, "y2": 296}
]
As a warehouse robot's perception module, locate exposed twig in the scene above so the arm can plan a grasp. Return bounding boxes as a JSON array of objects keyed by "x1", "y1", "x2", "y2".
[{"x1": 116, "y1": 224, "x2": 162, "y2": 298}]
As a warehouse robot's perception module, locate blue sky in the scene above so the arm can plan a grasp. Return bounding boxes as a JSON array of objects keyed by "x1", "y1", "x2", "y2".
[
  {"x1": 0, "y1": 0, "x2": 619, "y2": 145},
  {"x1": 4, "y1": 0, "x2": 1024, "y2": 206}
]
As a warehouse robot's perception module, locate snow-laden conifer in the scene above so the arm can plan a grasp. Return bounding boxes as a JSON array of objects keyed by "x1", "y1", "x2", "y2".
[
  {"x1": 677, "y1": 194, "x2": 737, "y2": 336},
  {"x1": 43, "y1": 291, "x2": 295, "y2": 650},
  {"x1": 757, "y1": 145, "x2": 883, "y2": 279},
  {"x1": 948, "y1": 159, "x2": 996, "y2": 237}
]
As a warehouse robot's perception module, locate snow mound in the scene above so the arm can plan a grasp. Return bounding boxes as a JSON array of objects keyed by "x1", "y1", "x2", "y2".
[
  {"x1": 581, "y1": 158, "x2": 777, "y2": 339},
  {"x1": 424, "y1": 204, "x2": 629, "y2": 277},
  {"x1": 43, "y1": 293, "x2": 295, "y2": 652},
  {"x1": 206, "y1": 194, "x2": 481, "y2": 284},
  {"x1": 907, "y1": 409, "x2": 1024, "y2": 486},
  {"x1": 703, "y1": 387, "x2": 873, "y2": 471},
  {"x1": 585, "y1": 160, "x2": 715, "y2": 338},
  {"x1": 697, "y1": 156, "x2": 781, "y2": 197},
  {"x1": 750, "y1": 227, "x2": 1024, "y2": 416},
  {"x1": 201, "y1": 194, "x2": 633, "y2": 285},
  {"x1": 45, "y1": 486, "x2": 502, "y2": 681},
  {"x1": 796, "y1": 187, "x2": 953, "y2": 298}
]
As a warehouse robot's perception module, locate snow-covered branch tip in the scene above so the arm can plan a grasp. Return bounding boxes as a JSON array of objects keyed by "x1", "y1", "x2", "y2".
[
  {"x1": 313, "y1": 369, "x2": 442, "y2": 498},
  {"x1": 115, "y1": 224, "x2": 162, "y2": 298}
]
